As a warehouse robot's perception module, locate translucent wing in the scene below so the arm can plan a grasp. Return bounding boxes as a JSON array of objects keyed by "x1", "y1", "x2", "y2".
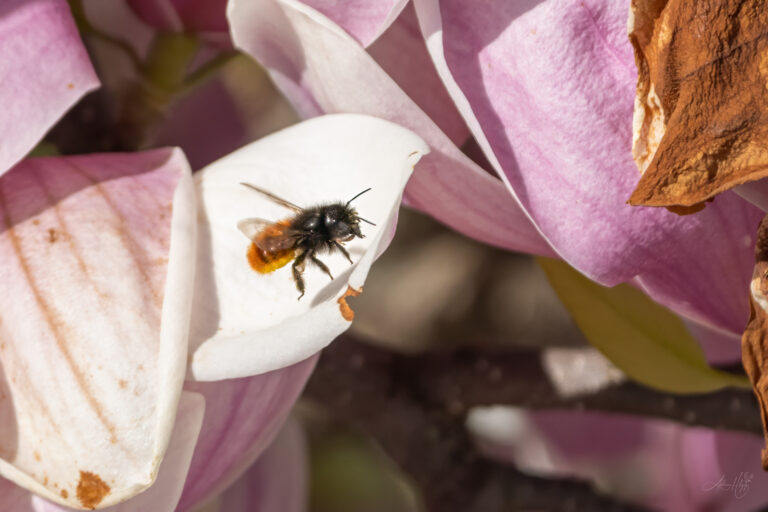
[
  {"x1": 240, "y1": 183, "x2": 303, "y2": 213},
  {"x1": 237, "y1": 218, "x2": 298, "y2": 252},
  {"x1": 237, "y1": 218, "x2": 273, "y2": 241}
]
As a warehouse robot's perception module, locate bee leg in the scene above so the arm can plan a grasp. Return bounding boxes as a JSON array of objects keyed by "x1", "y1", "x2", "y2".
[
  {"x1": 292, "y1": 250, "x2": 308, "y2": 300},
  {"x1": 310, "y1": 253, "x2": 334, "y2": 281},
  {"x1": 333, "y1": 241, "x2": 353, "y2": 264}
]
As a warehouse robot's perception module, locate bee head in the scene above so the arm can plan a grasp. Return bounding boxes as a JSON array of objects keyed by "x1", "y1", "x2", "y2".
[{"x1": 324, "y1": 204, "x2": 364, "y2": 241}]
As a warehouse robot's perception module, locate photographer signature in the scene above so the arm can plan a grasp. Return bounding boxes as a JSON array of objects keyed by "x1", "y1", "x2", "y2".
[{"x1": 703, "y1": 472, "x2": 753, "y2": 499}]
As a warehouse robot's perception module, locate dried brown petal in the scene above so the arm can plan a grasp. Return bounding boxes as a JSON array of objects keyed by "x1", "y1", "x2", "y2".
[
  {"x1": 629, "y1": 0, "x2": 768, "y2": 208},
  {"x1": 742, "y1": 214, "x2": 768, "y2": 470}
]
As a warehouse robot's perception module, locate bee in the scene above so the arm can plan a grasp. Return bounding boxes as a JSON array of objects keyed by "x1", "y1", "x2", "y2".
[{"x1": 237, "y1": 183, "x2": 375, "y2": 300}]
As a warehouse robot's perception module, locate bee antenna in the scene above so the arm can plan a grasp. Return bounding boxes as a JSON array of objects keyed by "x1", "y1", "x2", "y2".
[
  {"x1": 359, "y1": 217, "x2": 376, "y2": 226},
  {"x1": 346, "y1": 187, "x2": 372, "y2": 206}
]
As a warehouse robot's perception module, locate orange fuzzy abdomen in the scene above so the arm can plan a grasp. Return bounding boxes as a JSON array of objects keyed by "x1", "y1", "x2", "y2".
[{"x1": 246, "y1": 220, "x2": 296, "y2": 273}]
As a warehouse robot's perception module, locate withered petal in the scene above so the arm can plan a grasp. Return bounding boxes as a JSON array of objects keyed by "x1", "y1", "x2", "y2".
[
  {"x1": 629, "y1": 0, "x2": 768, "y2": 208},
  {"x1": 742, "y1": 214, "x2": 768, "y2": 470}
]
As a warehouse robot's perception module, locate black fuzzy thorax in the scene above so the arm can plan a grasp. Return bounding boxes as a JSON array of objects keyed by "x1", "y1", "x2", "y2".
[{"x1": 288, "y1": 203, "x2": 358, "y2": 253}]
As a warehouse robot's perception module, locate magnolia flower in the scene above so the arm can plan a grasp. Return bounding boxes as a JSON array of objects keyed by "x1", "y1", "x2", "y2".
[
  {"x1": 221, "y1": 0, "x2": 762, "y2": 345},
  {"x1": 1, "y1": 2, "x2": 429, "y2": 509}
]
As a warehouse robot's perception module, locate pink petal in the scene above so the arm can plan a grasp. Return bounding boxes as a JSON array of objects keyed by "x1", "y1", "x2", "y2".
[
  {"x1": 0, "y1": 0, "x2": 99, "y2": 175},
  {"x1": 415, "y1": 0, "x2": 761, "y2": 333},
  {"x1": 368, "y1": 4, "x2": 469, "y2": 147},
  {"x1": 176, "y1": 356, "x2": 317, "y2": 511},
  {"x1": 300, "y1": 0, "x2": 408, "y2": 47},
  {"x1": 228, "y1": 0, "x2": 553, "y2": 256},
  {"x1": 0, "y1": 149, "x2": 196, "y2": 508},
  {"x1": 217, "y1": 418, "x2": 307, "y2": 512}
]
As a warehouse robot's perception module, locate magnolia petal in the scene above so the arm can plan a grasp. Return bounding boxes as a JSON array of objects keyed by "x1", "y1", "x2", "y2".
[
  {"x1": 0, "y1": 149, "x2": 196, "y2": 508},
  {"x1": 0, "y1": 0, "x2": 99, "y2": 175},
  {"x1": 28, "y1": 392, "x2": 205, "y2": 512},
  {"x1": 217, "y1": 418, "x2": 307, "y2": 512},
  {"x1": 368, "y1": 4, "x2": 469, "y2": 147},
  {"x1": 228, "y1": 0, "x2": 553, "y2": 256},
  {"x1": 177, "y1": 357, "x2": 316, "y2": 510},
  {"x1": 414, "y1": 0, "x2": 664, "y2": 282},
  {"x1": 631, "y1": 192, "x2": 762, "y2": 334},
  {"x1": 300, "y1": 0, "x2": 408, "y2": 47},
  {"x1": 188, "y1": 114, "x2": 427, "y2": 380}
]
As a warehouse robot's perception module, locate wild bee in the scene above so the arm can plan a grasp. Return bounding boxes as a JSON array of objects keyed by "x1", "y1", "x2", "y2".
[{"x1": 237, "y1": 183, "x2": 374, "y2": 299}]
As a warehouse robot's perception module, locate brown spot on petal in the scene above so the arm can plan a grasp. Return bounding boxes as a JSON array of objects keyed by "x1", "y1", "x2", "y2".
[
  {"x1": 118, "y1": 379, "x2": 127, "y2": 389},
  {"x1": 34, "y1": 451, "x2": 40, "y2": 461},
  {"x1": 77, "y1": 471, "x2": 110, "y2": 509},
  {"x1": 60, "y1": 489, "x2": 68, "y2": 499},
  {"x1": 742, "y1": 215, "x2": 768, "y2": 470},
  {"x1": 47, "y1": 228, "x2": 59, "y2": 243},
  {"x1": 338, "y1": 286, "x2": 362, "y2": 321},
  {"x1": 66, "y1": 83, "x2": 74, "y2": 90},
  {"x1": 629, "y1": 0, "x2": 768, "y2": 209}
]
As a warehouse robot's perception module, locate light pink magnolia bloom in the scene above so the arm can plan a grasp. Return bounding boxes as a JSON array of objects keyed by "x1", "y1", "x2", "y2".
[
  {"x1": 470, "y1": 408, "x2": 768, "y2": 511},
  {"x1": 225, "y1": 0, "x2": 762, "y2": 338}
]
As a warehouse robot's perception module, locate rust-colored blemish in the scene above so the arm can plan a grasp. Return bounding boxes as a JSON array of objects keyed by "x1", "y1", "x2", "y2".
[
  {"x1": 60, "y1": 489, "x2": 68, "y2": 499},
  {"x1": 118, "y1": 379, "x2": 127, "y2": 389},
  {"x1": 32, "y1": 219, "x2": 40, "y2": 226},
  {"x1": 66, "y1": 83, "x2": 74, "y2": 90},
  {"x1": 34, "y1": 451, "x2": 41, "y2": 461},
  {"x1": 77, "y1": 471, "x2": 110, "y2": 509},
  {"x1": 47, "y1": 228, "x2": 59, "y2": 243},
  {"x1": 337, "y1": 286, "x2": 362, "y2": 321},
  {"x1": 43, "y1": 476, "x2": 48, "y2": 486}
]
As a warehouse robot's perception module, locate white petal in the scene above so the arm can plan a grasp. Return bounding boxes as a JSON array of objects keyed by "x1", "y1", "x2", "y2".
[
  {"x1": 29, "y1": 391, "x2": 205, "y2": 512},
  {"x1": 0, "y1": 149, "x2": 196, "y2": 508},
  {"x1": 189, "y1": 114, "x2": 428, "y2": 380}
]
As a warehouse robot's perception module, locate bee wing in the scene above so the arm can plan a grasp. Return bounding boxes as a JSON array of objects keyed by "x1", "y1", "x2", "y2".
[
  {"x1": 240, "y1": 183, "x2": 303, "y2": 213},
  {"x1": 237, "y1": 218, "x2": 273, "y2": 241},
  {"x1": 237, "y1": 218, "x2": 298, "y2": 252}
]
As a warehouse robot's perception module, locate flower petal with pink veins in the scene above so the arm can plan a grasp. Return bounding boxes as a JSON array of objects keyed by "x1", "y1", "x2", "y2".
[
  {"x1": 414, "y1": 0, "x2": 762, "y2": 333},
  {"x1": 189, "y1": 114, "x2": 427, "y2": 380},
  {"x1": 27, "y1": 392, "x2": 205, "y2": 512},
  {"x1": 300, "y1": 0, "x2": 408, "y2": 47},
  {"x1": 177, "y1": 357, "x2": 316, "y2": 511},
  {"x1": 0, "y1": 149, "x2": 196, "y2": 508},
  {"x1": 0, "y1": 0, "x2": 99, "y2": 175},
  {"x1": 227, "y1": 0, "x2": 553, "y2": 256}
]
